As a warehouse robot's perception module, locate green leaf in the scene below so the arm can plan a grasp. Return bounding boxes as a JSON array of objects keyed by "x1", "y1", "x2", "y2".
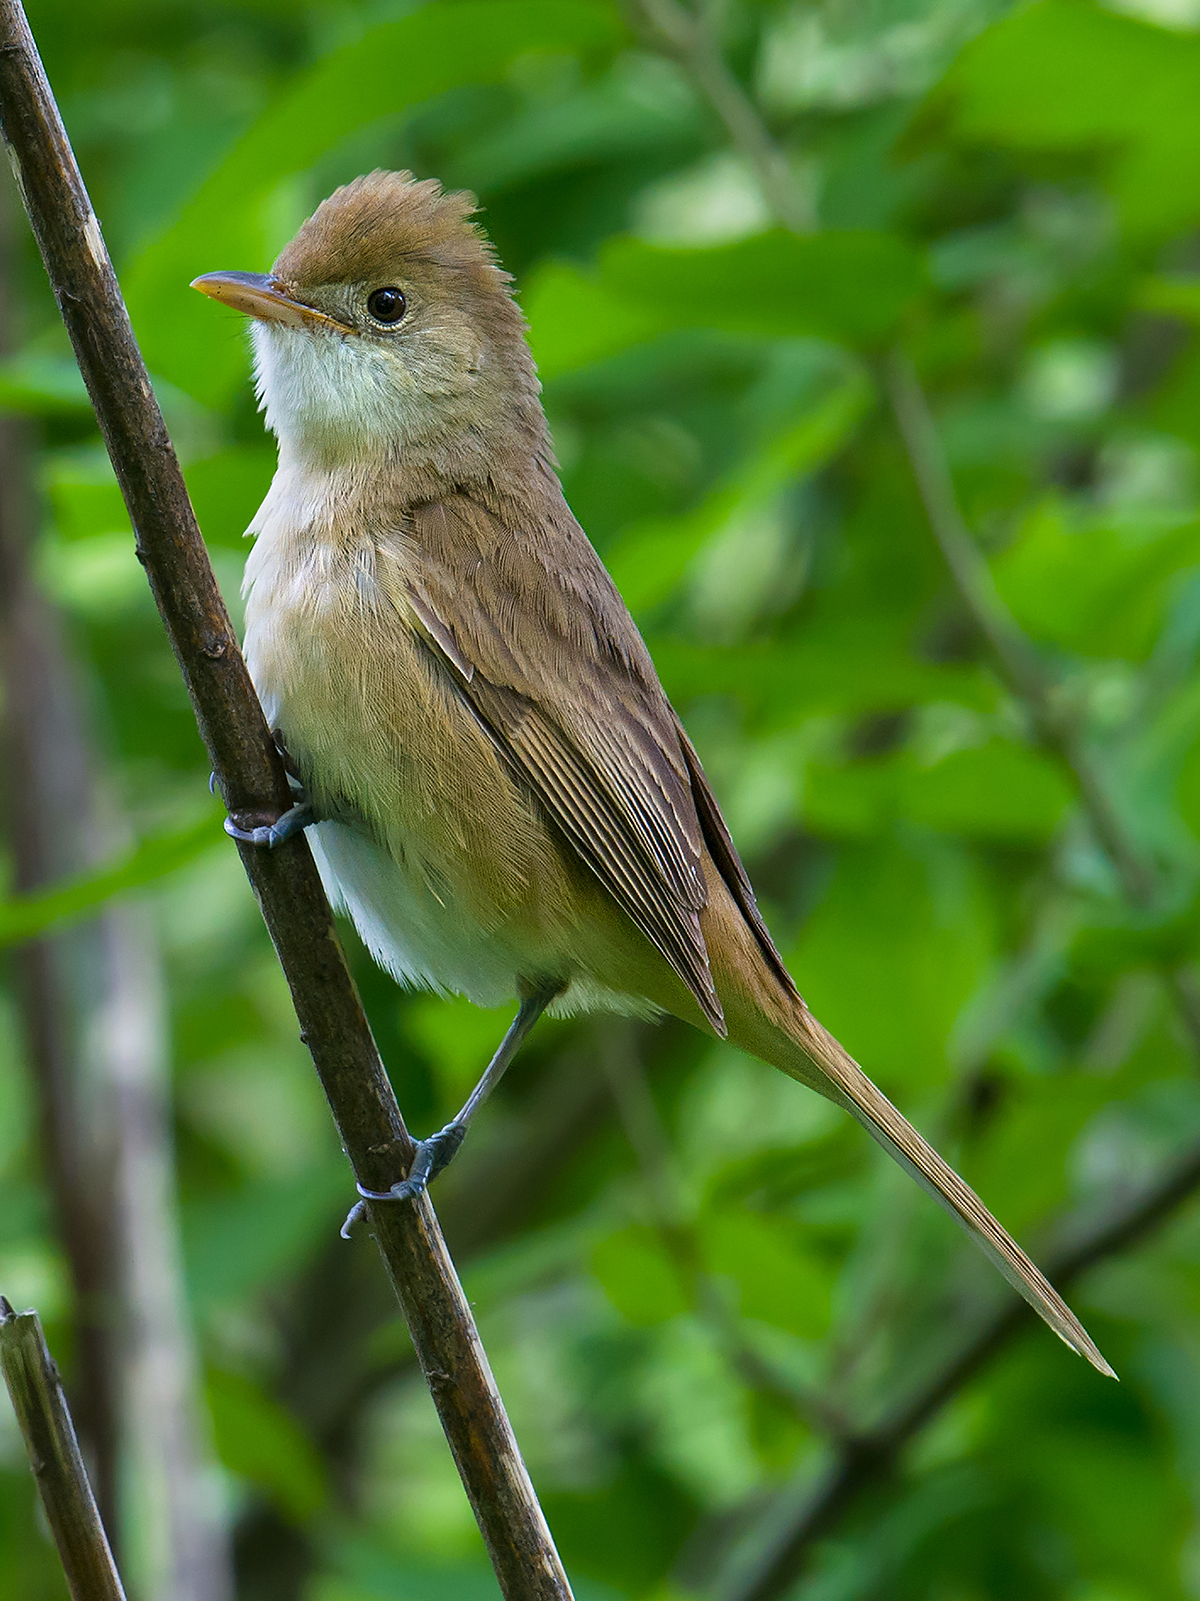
[
  {"x1": 970, "y1": 1072, "x2": 1119, "y2": 1233},
  {"x1": 803, "y1": 752, "x2": 898, "y2": 838},
  {"x1": 0, "y1": 811, "x2": 222, "y2": 948},
  {"x1": 929, "y1": 0, "x2": 1200, "y2": 237},
  {"x1": 1137, "y1": 275, "x2": 1200, "y2": 327},
  {"x1": 1170, "y1": 679, "x2": 1200, "y2": 844},
  {"x1": 541, "y1": 1462, "x2": 697, "y2": 1596},
  {"x1": 790, "y1": 833, "x2": 994, "y2": 1090},
  {"x1": 525, "y1": 262, "x2": 666, "y2": 380},
  {"x1": 124, "y1": 0, "x2": 621, "y2": 405},
  {"x1": 405, "y1": 992, "x2": 518, "y2": 1106},
  {"x1": 529, "y1": 231, "x2": 925, "y2": 380},
  {"x1": 46, "y1": 452, "x2": 129, "y2": 543},
  {"x1": 185, "y1": 448, "x2": 277, "y2": 549},
  {"x1": 452, "y1": 55, "x2": 699, "y2": 196},
  {"x1": 0, "y1": 354, "x2": 90, "y2": 416},
  {"x1": 600, "y1": 230, "x2": 926, "y2": 345},
  {"x1": 702, "y1": 1210, "x2": 831, "y2": 1339},
  {"x1": 653, "y1": 623, "x2": 997, "y2": 725},
  {"x1": 591, "y1": 1225, "x2": 690, "y2": 1326},
  {"x1": 902, "y1": 741, "x2": 1073, "y2": 841},
  {"x1": 807, "y1": 740, "x2": 1074, "y2": 843},
  {"x1": 184, "y1": 1165, "x2": 349, "y2": 1308},
  {"x1": 992, "y1": 498, "x2": 1200, "y2": 659},
  {"x1": 608, "y1": 358, "x2": 872, "y2": 614},
  {"x1": 206, "y1": 1368, "x2": 327, "y2": 1523}
]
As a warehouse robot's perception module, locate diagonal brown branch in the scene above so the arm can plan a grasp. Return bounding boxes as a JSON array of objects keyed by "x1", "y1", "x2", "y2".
[
  {"x1": 0, "y1": 6, "x2": 571, "y2": 1597},
  {"x1": 235, "y1": 1045, "x2": 615, "y2": 1596}
]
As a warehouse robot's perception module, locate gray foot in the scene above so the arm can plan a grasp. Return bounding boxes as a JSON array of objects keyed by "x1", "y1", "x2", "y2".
[
  {"x1": 340, "y1": 1124, "x2": 468, "y2": 1237},
  {"x1": 224, "y1": 800, "x2": 314, "y2": 849}
]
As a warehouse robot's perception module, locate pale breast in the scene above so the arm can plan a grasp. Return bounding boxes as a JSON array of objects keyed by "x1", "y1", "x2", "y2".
[
  {"x1": 238, "y1": 467, "x2": 670, "y2": 1015},
  {"x1": 241, "y1": 468, "x2": 553, "y2": 934}
]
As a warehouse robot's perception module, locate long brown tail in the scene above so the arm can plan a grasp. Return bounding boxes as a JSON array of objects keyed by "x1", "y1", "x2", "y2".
[
  {"x1": 703, "y1": 889, "x2": 1115, "y2": 1377},
  {"x1": 778, "y1": 1005, "x2": 1113, "y2": 1376}
]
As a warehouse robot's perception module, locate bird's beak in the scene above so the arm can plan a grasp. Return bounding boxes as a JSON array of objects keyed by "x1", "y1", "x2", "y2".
[{"x1": 190, "y1": 271, "x2": 352, "y2": 333}]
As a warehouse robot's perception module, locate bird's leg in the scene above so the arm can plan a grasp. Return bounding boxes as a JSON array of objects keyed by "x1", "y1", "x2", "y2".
[{"x1": 342, "y1": 981, "x2": 562, "y2": 1235}]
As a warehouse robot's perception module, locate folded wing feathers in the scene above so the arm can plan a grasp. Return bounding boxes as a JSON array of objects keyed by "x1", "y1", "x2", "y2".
[
  {"x1": 466, "y1": 678, "x2": 724, "y2": 1030},
  {"x1": 406, "y1": 497, "x2": 727, "y2": 1030}
]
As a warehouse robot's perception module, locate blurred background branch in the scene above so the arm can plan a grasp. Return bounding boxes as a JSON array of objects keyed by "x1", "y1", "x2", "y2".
[
  {"x1": 0, "y1": 168, "x2": 230, "y2": 1601},
  {"x1": 628, "y1": 0, "x2": 816, "y2": 233},
  {"x1": 721, "y1": 1124, "x2": 1200, "y2": 1601},
  {"x1": 885, "y1": 348, "x2": 1161, "y2": 910}
]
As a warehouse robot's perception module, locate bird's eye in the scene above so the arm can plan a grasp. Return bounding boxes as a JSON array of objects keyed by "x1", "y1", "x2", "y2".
[{"x1": 367, "y1": 286, "x2": 407, "y2": 324}]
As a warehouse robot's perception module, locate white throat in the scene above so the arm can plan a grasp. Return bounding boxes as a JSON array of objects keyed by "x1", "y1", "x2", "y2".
[{"x1": 253, "y1": 320, "x2": 425, "y2": 469}]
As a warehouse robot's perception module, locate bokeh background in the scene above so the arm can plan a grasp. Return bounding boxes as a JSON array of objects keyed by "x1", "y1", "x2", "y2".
[{"x1": 4, "y1": 0, "x2": 1200, "y2": 1597}]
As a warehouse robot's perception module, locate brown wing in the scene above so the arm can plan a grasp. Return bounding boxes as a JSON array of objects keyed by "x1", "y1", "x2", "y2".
[{"x1": 394, "y1": 491, "x2": 768, "y2": 1033}]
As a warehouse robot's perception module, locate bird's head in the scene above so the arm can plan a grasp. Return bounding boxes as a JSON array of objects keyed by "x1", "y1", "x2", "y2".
[{"x1": 193, "y1": 170, "x2": 542, "y2": 472}]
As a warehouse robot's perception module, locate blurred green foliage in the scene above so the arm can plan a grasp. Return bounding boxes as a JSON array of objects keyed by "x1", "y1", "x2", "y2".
[{"x1": 6, "y1": 0, "x2": 1200, "y2": 1598}]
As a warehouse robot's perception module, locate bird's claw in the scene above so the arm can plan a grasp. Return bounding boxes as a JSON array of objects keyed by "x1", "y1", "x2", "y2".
[
  {"x1": 224, "y1": 800, "x2": 314, "y2": 849},
  {"x1": 362, "y1": 1175, "x2": 427, "y2": 1204},
  {"x1": 339, "y1": 1124, "x2": 467, "y2": 1236}
]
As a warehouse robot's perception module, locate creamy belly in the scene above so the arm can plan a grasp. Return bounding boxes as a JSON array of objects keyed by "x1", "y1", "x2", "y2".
[{"x1": 240, "y1": 473, "x2": 651, "y2": 1016}]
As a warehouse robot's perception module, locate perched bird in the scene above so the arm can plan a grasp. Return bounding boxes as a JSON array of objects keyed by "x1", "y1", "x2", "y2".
[{"x1": 193, "y1": 171, "x2": 1111, "y2": 1376}]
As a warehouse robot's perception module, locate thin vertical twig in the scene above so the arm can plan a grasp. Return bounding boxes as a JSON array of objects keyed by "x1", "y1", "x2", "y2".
[
  {"x1": 0, "y1": 7, "x2": 571, "y2": 1595},
  {"x1": 0, "y1": 1300, "x2": 128, "y2": 1601}
]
